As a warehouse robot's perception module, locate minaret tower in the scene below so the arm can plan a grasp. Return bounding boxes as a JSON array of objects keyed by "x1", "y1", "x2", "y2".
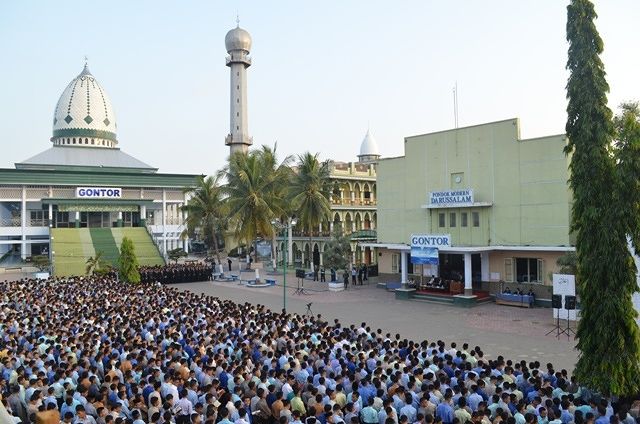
[{"x1": 225, "y1": 21, "x2": 253, "y2": 154}]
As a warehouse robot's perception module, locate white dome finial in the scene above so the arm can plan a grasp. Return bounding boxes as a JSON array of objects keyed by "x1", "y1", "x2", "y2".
[{"x1": 358, "y1": 127, "x2": 381, "y2": 163}]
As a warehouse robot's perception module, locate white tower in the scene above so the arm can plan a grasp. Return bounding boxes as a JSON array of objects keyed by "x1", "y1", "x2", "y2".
[{"x1": 225, "y1": 23, "x2": 253, "y2": 154}]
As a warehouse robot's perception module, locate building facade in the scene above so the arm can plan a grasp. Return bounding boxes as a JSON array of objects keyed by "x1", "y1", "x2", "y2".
[
  {"x1": 369, "y1": 118, "x2": 574, "y2": 293},
  {"x1": 276, "y1": 130, "x2": 380, "y2": 269},
  {"x1": 0, "y1": 64, "x2": 198, "y2": 267}
]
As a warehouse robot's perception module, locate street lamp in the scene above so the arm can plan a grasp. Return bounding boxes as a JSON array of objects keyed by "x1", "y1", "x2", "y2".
[{"x1": 271, "y1": 217, "x2": 297, "y2": 312}]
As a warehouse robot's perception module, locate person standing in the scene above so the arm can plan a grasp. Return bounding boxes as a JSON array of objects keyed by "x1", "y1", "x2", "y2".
[
  {"x1": 320, "y1": 267, "x2": 326, "y2": 282},
  {"x1": 351, "y1": 267, "x2": 357, "y2": 286}
]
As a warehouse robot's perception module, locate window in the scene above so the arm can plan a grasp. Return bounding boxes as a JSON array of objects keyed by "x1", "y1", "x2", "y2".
[
  {"x1": 461, "y1": 212, "x2": 468, "y2": 227},
  {"x1": 438, "y1": 213, "x2": 445, "y2": 227},
  {"x1": 472, "y1": 211, "x2": 480, "y2": 227},
  {"x1": 392, "y1": 253, "x2": 399, "y2": 273},
  {"x1": 449, "y1": 212, "x2": 456, "y2": 227},
  {"x1": 515, "y1": 258, "x2": 544, "y2": 283}
]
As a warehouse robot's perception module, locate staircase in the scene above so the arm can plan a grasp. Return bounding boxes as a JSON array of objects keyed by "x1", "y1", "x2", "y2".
[{"x1": 51, "y1": 227, "x2": 164, "y2": 277}]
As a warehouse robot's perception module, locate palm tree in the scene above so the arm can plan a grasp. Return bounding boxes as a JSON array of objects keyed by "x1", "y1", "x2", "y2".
[
  {"x1": 182, "y1": 174, "x2": 227, "y2": 264},
  {"x1": 222, "y1": 145, "x2": 292, "y2": 263},
  {"x1": 85, "y1": 251, "x2": 106, "y2": 275},
  {"x1": 289, "y1": 152, "x2": 332, "y2": 268}
]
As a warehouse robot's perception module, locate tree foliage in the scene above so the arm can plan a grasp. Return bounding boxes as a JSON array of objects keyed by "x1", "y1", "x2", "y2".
[
  {"x1": 31, "y1": 255, "x2": 50, "y2": 273},
  {"x1": 323, "y1": 229, "x2": 352, "y2": 273},
  {"x1": 168, "y1": 248, "x2": 188, "y2": 263},
  {"x1": 565, "y1": 0, "x2": 640, "y2": 396},
  {"x1": 85, "y1": 251, "x2": 111, "y2": 276},
  {"x1": 555, "y1": 252, "x2": 577, "y2": 276},
  {"x1": 222, "y1": 145, "x2": 292, "y2": 262},
  {"x1": 289, "y1": 152, "x2": 332, "y2": 268},
  {"x1": 118, "y1": 237, "x2": 140, "y2": 284},
  {"x1": 183, "y1": 174, "x2": 227, "y2": 263}
]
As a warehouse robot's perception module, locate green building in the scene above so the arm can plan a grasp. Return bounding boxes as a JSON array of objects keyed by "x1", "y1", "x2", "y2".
[
  {"x1": 0, "y1": 64, "x2": 199, "y2": 275},
  {"x1": 366, "y1": 118, "x2": 574, "y2": 296}
]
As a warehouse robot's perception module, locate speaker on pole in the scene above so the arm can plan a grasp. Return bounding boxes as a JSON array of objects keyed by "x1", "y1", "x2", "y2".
[
  {"x1": 565, "y1": 295, "x2": 576, "y2": 310},
  {"x1": 552, "y1": 294, "x2": 562, "y2": 309}
]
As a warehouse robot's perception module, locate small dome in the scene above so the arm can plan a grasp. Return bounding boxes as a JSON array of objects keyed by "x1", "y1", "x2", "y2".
[
  {"x1": 225, "y1": 26, "x2": 252, "y2": 52},
  {"x1": 52, "y1": 64, "x2": 117, "y2": 147},
  {"x1": 359, "y1": 129, "x2": 380, "y2": 157}
]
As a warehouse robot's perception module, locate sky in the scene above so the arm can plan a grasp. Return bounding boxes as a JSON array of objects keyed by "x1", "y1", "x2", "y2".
[{"x1": 1, "y1": 1, "x2": 639, "y2": 175}]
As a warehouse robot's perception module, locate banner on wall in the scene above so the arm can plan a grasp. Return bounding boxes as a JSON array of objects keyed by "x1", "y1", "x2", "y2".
[
  {"x1": 410, "y1": 234, "x2": 450, "y2": 265},
  {"x1": 552, "y1": 273, "x2": 577, "y2": 320}
]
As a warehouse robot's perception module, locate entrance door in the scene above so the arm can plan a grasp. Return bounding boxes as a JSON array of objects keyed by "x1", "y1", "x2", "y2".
[{"x1": 88, "y1": 212, "x2": 102, "y2": 228}]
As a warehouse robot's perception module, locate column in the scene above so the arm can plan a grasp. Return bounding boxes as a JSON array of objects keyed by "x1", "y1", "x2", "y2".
[
  {"x1": 162, "y1": 189, "x2": 167, "y2": 256},
  {"x1": 20, "y1": 186, "x2": 26, "y2": 259},
  {"x1": 117, "y1": 211, "x2": 123, "y2": 227},
  {"x1": 48, "y1": 204, "x2": 53, "y2": 228},
  {"x1": 319, "y1": 223, "x2": 322, "y2": 236},
  {"x1": 183, "y1": 193, "x2": 189, "y2": 253},
  {"x1": 287, "y1": 220, "x2": 293, "y2": 265},
  {"x1": 401, "y1": 251, "x2": 408, "y2": 286},
  {"x1": 464, "y1": 252, "x2": 473, "y2": 295},
  {"x1": 140, "y1": 205, "x2": 147, "y2": 227},
  {"x1": 75, "y1": 211, "x2": 80, "y2": 228},
  {"x1": 481, "y1": 252, "x2": 490, "y2": 282},
  {"x1": 329, "y1": 221, "x2": 334, "y2": 234},
  {"x1": 350, "y1": 190, "x2": 355, "y2": 204},
  {"x1": 352, "y1": 221, "x2": 356, "y2": 233},
  {"x1": 319, "y1": 248, "x2": 323, "y2": 266}
]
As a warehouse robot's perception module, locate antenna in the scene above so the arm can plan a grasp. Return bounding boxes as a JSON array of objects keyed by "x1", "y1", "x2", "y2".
[{"x1": 453, "y1": 82, "x2": 459, "y2": 129}]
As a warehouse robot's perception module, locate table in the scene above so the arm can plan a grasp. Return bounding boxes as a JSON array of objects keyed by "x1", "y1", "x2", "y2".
[{"x1": 496, "y1": 293, "x2": 534, "y2": 308}]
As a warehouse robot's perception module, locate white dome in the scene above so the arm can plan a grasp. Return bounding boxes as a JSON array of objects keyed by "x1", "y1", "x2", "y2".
[
  {"x1": 51, "y1": 64, "x2": 117, "y2": 148},
  {"x1": 225, "y1": 26, "x2": 252, "y2": 52},
  {"x1": 359, "y1": 129, "x2": 380, "y2": 157}
]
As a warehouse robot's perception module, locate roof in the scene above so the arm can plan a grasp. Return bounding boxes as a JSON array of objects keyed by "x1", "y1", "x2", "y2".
[{"x1": 16, "y1": 146, "x2": 157, "y2": 173}]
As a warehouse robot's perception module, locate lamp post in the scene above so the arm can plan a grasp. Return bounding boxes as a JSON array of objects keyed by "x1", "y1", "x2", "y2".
[{"x1": 272, "y1": 217, "x2": 297, "y2": 312}]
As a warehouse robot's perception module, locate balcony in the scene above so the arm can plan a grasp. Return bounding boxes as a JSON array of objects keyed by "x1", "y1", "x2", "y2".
[
  {"x1": 331, "y1": 199, "x2": 376, "y2": 207},
  {"x1": 0, "y1": 217, "x2": 21, "y2": 227},
  {"x1": 350, "y1": 229, "x2": 377, "y2": 240}
]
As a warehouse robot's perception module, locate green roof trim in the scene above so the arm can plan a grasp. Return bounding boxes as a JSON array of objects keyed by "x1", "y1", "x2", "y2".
[
  {"x1": 0, "y1": 168, "x2": 200, "y2": 188},
  {"x1": 53, "y1": 128, "x2": 117, "y2": 142}
]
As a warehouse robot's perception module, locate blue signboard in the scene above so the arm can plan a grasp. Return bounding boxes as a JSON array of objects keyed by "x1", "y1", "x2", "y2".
[{"x1": 411, "y1": 246, "x2": 439, "y2": 265}]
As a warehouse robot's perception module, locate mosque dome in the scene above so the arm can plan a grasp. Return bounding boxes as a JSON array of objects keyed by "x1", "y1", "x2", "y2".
[
  {"x1": 51, "y1": 64, "x2": 117, "y2": 148},
  {"x1": 225, "y1": 26, "x2": 252, "y2": 52},
  {"x1": 359, "y1": 129, "x2": 380, "y2": 157}
]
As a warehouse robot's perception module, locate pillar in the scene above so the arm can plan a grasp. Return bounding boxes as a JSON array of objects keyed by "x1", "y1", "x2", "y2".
[
  {"x1": 320, "y1": 249, "x2": 323, "y2": 266},
  {"x1": 75, "y1": 211, "x2": 80, "y2": 228},
  {"x1": 140, "y1": 205, "x2": 147, "y2": 227},
  {"x1": 287, "y1": 220, "x2": 293, "y2": 265},
  {"x1": 330, "y1": 221, "x2": 334, "y2": 234},
  {"x1": 464, "y1": 252, "x2": 473, "y2": 295},
  {"x1": 117, "y1": 211, "x2": 123, "y2": 227},
  {"x1": 162, "y1": 189, "x2": 167, "y2": 256},
  {"x1": 48, "y1": 204, "x2": 53, "y2": 228},
  {"x1": 20, "y1": 186, "x2": 26, "y2": 259},
  {"x1": 481, "y1": 252, "x2": 490, "y2": 282},
  {"x1": 401, "y1": 251, "x2": 408, "y2": 286}
]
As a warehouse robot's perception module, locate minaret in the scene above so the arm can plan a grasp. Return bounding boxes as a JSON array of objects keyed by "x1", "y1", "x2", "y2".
[{"x1": 225, "y1": 21, "x2": 253, "y2": 154}]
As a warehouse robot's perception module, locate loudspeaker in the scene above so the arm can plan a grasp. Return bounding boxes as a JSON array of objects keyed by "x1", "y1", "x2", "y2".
[
  {"x1": 295, "y1": 269, "x2": 306, "y2": 279},
  {"x1": 565, "y1": 295, "x2": 576, "y2": 310},
  {"x1": 552, "y1": 294, "x2": 562, "y2": 309}
]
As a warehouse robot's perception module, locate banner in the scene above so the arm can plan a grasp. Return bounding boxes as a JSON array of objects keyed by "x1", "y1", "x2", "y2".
[
  {"x1": 552, "y1": 273, "x2": 577, "y2": 320},
  {"x1": 411, "y1": 246, "x2": 439, "y2": 265},
  {"x1": 410, "y1": 234, "x2": 450, "y2": 265}
]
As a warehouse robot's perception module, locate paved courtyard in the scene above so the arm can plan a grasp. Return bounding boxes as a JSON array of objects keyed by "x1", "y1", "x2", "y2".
[{"x1": 172, "y1": 272, "x2": 579, "y2": 372}]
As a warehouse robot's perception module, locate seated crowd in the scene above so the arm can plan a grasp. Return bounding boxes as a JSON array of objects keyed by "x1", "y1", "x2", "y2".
[{"x1": 0, "y1": 276, "x2": 633, "y2": 424}]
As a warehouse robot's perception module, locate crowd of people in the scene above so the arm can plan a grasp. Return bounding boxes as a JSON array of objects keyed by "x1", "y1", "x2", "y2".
[
  {"x1": 0, "y1": 275, "x2": 634, "y2": 424},
  {"x1": 139, "y1": 263, "x2": 215, "y2": 284}
]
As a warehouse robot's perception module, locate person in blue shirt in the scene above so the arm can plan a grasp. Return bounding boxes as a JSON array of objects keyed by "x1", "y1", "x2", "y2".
[{"x1": 435, "y1": 393, "x2": 455, "y2": 424}]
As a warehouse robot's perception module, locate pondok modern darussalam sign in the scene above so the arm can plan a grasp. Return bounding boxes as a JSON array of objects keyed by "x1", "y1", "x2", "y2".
[{"x1": 429, "y1": 189, "x2": 473, "y2": 206}]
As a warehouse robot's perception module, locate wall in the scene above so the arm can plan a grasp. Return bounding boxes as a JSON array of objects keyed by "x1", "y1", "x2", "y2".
[
  {"x1": 488, "y1": 250, "x2": 565, "y2": 286},
  {"x1": 376, "y1": 119, "x2": 571, "y2": 248}
]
